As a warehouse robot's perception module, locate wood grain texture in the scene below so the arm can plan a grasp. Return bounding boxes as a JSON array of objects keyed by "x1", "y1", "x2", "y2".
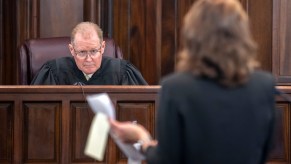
[
  {"x1": 0, "y1": 85, "x2": 290, "y2": 163},
  {"x1": 0, "y1": 0, "x2": 17, "y2": 85},
  {"x1": 40, "y1": 0, "x2": 83, "y2": 38},
  {"x1": 23, "y1": 103, "x2": 60, "y2": 163},
  {"x1": 0, "y1": 0, "x2": 289, "y2": 86},
  {"x1": 268, "y1": 103, "x2": 290, "y2": 163},
  {"x1": 0, "y1": 86, "x2": 159, "y2": 164},
  {"x1": 273, "y1": 0, "x2": 291, "y2": 85},
  {"x1": 113, "y1": 0, "x2": 159, "y2": 84},
  {"x1": 247, "y1": 0, "x2": 273, "y2": 72},
  {"x1": 0, "y1": 103, "x2": 13, "y2": 163}
]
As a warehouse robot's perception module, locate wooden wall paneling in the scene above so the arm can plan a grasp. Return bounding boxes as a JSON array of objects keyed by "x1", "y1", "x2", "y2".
[
  {"x1": 1, "y1": 0, "x2": 17, "y2": 85},
  {"x1": 113, "y1": 0, "x2": 131, "y2": 62},
  {"x1": 23, "y1": 102, "x2": 60, "y2": 163},
  {"x1": 83, "y1": 0, "x2": 111, "y2": 37},
  {"x1": 129, "y1": 0, "x2": 156, "y2": 85},
  {"x1": 84, "y1": 0, "x2": 113, "y2": 38},
  {"x1": 100, "y1": 0, "x2": 112, "y2": 37},
  {"x1": 0, "y1": 103, "x2": 13, "y2": 163},
  {"x1": 0, "y1": 86, "x2": 160, "y2": 163},
  {"x1": 16, "y1": 0, "x2": 39, "y2": 86},
  {"x1": 61, "y1": 99, "x2": 70, "y2": 163},
  {"x1": 84, "y1": 0, "x2": 98, "y2": 23},
  {"x1": 98, "y1": 0, "x2": 109, "y2": 36},
  {"x1": 39, "y1": 0, "x2": 83, "y2": 38},
  {"x1": 84, "y1": 0, "x2": 113, "y2": 37},
  {"x1": 247, "y1": 0, "x2": 273, "y2": 72},
  {"x1": 156, "y1": 0, "x2": 162, "y2": 85},
  {"x1": 273, "y1": 0, "x2": 291, "y2": 85},
  {"x1": 0, "y1": 0, "x2": 3, "y2": 84},
  {"x1": 13, "y1": 97, "x2": 23, "y2": 163},
  {"x1": 113, "y1": 0, "x2": 159, "y2": 85},
  {"x1": 144, "y1": 0, "x2": 160, "y2": 85},
  {"x1": 70, "y1": 102, "x2": 99, "y2": 163},
  {"x1": 160, "y1": 0, "x2": 177, "y2": 80},
  {"x1": 268, "y1": 103, "x2": 290, "y2": 164},
  {"x1": 171, "y1": 0, "x2": 196, "y2": 76},
  {"x1": 17, "y1": 0, "x2": 39, "y2": 45},
  {"x1": 161, "y1": 0, "x2": 200, "y2": 81}
]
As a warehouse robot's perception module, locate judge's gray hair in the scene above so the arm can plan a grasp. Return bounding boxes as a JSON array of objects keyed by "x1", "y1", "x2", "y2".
[{"x1": 71, "y1": 22, "x2": 103, "y2": 44}]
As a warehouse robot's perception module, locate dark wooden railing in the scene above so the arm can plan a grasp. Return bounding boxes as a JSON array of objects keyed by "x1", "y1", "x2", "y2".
[{"x1": 0, "y1": 86, "x2": 290, "y2": 164}]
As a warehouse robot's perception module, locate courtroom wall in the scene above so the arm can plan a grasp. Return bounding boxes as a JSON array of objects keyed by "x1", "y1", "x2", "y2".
[{"x1": 0, "y1": 0, "x2": 287, "y2": 85}]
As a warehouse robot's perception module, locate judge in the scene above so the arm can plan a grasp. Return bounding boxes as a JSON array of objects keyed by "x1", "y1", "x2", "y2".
[{"x1": 31, "y1": 22, "x2": 147, "y2": 85}]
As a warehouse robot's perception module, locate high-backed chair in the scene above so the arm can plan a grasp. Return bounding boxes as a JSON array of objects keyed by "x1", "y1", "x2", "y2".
[{"x1": 18, "y1": 37, "x2": 123, "y2": 85}]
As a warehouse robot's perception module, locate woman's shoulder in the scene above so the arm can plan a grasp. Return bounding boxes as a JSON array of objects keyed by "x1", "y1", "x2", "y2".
[
  {"x1": 160, "y1": 72, "x2": 197, "y2": 87},
  {"x1": 161, "y1": 70, "x2": 275, "y2": 90},
  {"x1": 251, "y1": 70, "x2": 273, "y2": 79},
  {"x1": 248, "y1": 70, "x2": 275, "y2": 91},
  {"x1": 250, "y1": 70, "x2": 275, "y2": 84}
]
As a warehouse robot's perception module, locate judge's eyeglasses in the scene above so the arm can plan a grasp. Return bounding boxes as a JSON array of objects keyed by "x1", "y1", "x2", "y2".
[{"x1": 73, "y1": 46, "x2": 102, "y2": 59}]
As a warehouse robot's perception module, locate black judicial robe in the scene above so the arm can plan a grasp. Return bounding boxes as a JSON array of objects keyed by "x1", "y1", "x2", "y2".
[{"x1": 31, "y1": 56, "x2": 148, "y2": 85}]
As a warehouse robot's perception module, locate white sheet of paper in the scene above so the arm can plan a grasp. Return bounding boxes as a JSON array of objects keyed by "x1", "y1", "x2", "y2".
[
  {"x1": 86, "y1": 93, "x2": 145, "y2": 162},
  {"x1": 84, "y1": 113, "x2": 109, "y2": 161},
  {"x1": 110, "y1": 132, "x2": 145, "y2": 161},
  {"x1": 87, "y1": 93, "x2": 115, "y2": 119}
]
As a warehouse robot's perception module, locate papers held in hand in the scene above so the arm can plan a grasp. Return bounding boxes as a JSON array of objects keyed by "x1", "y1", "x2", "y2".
[
  {"x1": 85, "y1": 93, "x2": 145, "y2": 161},
  {"x1": 87, "y1": 93, "x2": 115, "y2": 119},
  {"x1": 84, "y1": 113, "x2": 109, "y2": 161}
]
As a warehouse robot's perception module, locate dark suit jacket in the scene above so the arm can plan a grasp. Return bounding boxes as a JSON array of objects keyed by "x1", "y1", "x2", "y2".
[{"x1": 145, "y1": 71, "x2": 275, "y2": 164}]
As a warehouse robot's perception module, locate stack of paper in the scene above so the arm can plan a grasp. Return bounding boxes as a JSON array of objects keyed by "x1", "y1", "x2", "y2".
[{"x1": 85, "y1": 93, "x2": 145, "y2": 163}]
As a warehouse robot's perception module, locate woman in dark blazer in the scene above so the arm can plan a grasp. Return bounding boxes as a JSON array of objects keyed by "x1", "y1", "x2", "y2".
[{"x1": 110, "y1": 0, "x2": 276, "y2": 163}]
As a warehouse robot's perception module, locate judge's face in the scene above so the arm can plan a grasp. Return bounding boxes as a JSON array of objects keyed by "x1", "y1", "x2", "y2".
[{"x1": 69, "y1": 32, "x2": 105, "y2": 74}]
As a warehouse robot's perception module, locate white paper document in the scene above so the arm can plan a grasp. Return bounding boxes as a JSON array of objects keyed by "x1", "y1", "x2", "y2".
[
  {"x1": 87, "y1": 93, "x2": 115, "y2": 119},
  {"x1": 86, "y1": 93, "x2": 145, "y2": 163},
  {"x1": 84, "y1": 113, "x2": 109, "y2": 161},
  {"x1": 111, "y1": 132, "x2": 145, "y2": 161}
]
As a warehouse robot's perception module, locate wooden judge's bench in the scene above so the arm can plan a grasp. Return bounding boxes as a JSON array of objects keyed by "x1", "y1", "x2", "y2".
[{"x1": 0, "y1": 86, "x2": 290, "y2": 164}]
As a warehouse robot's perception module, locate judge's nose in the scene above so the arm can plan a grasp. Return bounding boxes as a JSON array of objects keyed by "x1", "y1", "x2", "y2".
[{"x1": 84, "y1": 55, "x2": 94, "y2": 61}]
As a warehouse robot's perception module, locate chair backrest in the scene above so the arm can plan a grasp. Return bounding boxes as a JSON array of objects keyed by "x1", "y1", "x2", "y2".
[{"x1": 18, "y1": 37, "x2": 123, "y2": 85}]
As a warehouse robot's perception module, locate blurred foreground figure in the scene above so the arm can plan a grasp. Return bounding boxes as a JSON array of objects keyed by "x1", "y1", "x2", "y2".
[{"x1": 110, "y1": 0, "x2": 276, "y2": 163}]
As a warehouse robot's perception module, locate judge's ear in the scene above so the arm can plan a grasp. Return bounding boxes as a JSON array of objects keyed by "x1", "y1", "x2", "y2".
[
  {"x1": 100, "y1": 40, "x2": 106, "y2": 55},
  {"x1": 68, "y1": 44, "x2": 75, "y2": 57}
]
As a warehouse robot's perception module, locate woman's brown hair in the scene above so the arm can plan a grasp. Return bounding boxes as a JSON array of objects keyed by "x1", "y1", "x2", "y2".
[{"x1": 177, "y1": 0, "x2": 259, "y2": 87}]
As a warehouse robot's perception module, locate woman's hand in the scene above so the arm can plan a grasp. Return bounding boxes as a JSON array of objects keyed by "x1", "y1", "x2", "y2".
[
  {"x1": 109, "y1": 119, "x2": 150, "y2": 143},
  {"x1": 109, "y1": 119, "x2": 158, "y2": 152}
]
